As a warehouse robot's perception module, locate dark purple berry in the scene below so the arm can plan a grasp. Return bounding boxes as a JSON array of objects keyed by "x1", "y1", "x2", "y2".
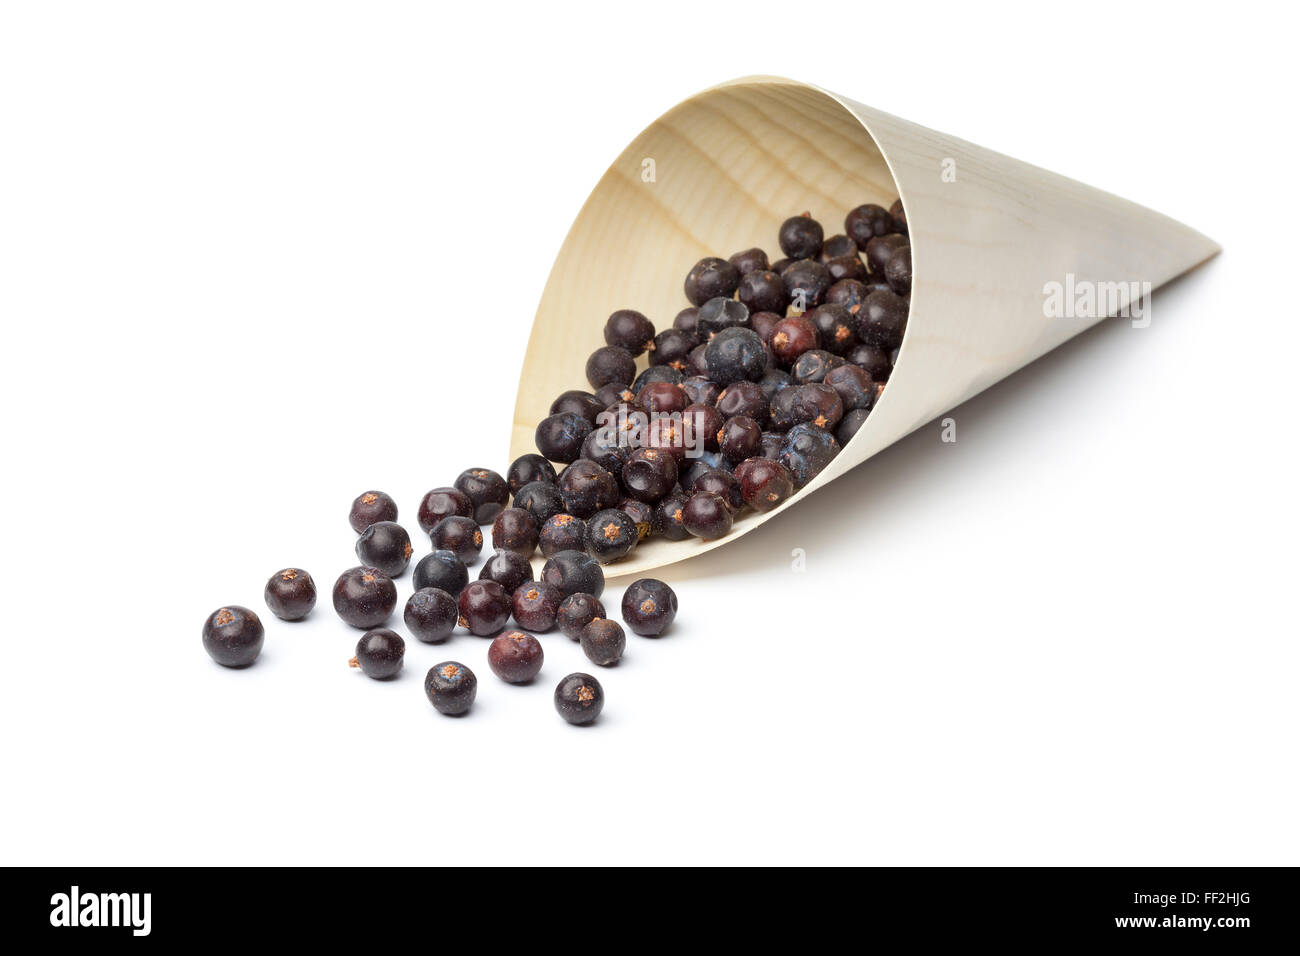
[
  {"x1": 636, "y1": 381, "x2": 689, "y2": 417},
  {"x1": 884, "y1": 244, "x2": 912, "y2": 295},
  {"x1": 349, "y1": 628, "x2": 403, "y2": 680},
  {"x1": 454, "y1": 468, "x2": 510, "y2": 524},
  {"x1": 604, "y1": 309, "x2": 655, "y2": 356},
  {"x1": 704, "y1": 327, "x2": 766, "y2": 385},
  {"x1": 857, "y1": 289, "x2": 909, "y2": 350},
  {"x1": 425, "y1": 662, "x2": 476, "y2": 716},
  {"x1": 620, "y1": 579, "x2": 678, "y2": 636},
  {"x1": 263, "y1": 568, "x2": 316, "y2": 621},
  {"x1": 750, "y1": 310, "x2": 784, "y2": 344},
  {"x1": 535, "y1": 411, "x2": 593, "y2": 464},
  {"x1": 554, "y1": 673, "x2": 604, "y2": 725},
  {"x1": 696, "y1": 297, "x2": 750, "y2": 338},
  {"x1": 806, "y1": 304, "x2": 857, "y2": 356},
  {"x1": 418, "y1": 486, "x2": 473, "y2": 534},
  {"x1": 820, "y1": 234, "x2": 858, "y2": 261},
  {"x1": 540, "y1": 549, "x2": 605, "y2": 598},
  {"x1": 728, "y1": 246, "x2": 769, "y2": 275},
  {"x1": 779, "y1": 423, "x2": 841, "y2": 486},
  {"x1": 779, "y1": 214, "x2": 824, "y2": 259},
  {"x1": 770, "y1": 383, "x2": 844, "y2": 431},
  {"x1": 202, "y1": 606, "x2": 264, "y2": 667},
  {"x1": 513, "y1": 480, "x2": 566, "y2": 527},
  {"x1": 649, "y1": 328, "x2": 696, "y2": 372},
  {"x1": 506, "y1": 453, "x2": 558, "y2": 496},
  {"x1": 715, "y1": 380, "x2": 769, "y2": 426},
  {"x1": 845, "y1": 203, "x2": 893, "y2": 248},
  {"x1": 478, "y1": 549, "x2": 534, "y2": 594},
  {"x1": 890, "y1": 198, "x2": 907, "y2": 233},
  {"x1": 692, "y1": 469, "x2": 742, "y2": 512},
  {"x1": 488, "y1": 630, "x2": 544, "y2": 683},
  {"x1": 558, "y1": 458, "x2": 620, "y2": 519},
  {"x1": 412, "y1": 550, "x2": 468, "y2": 597},
  {"x1": 683, "y1": 402, "x2": 724, "y2": 454},
  {"x1": 865, "y1": 234, "x2": 908, "y2": 276},
  {"x1": 491, "y1": 507, "x2": 539, "y2": 556},
  {"x1": 781, "y1": 259, "x2": 832, "y2": 311},
  {"x1": 549, "y1": 390, "x2": 605, "y2": 427},
  {"x1": 823, "y1": 364, "x2": 877, "y2": 411},
  {"x1": 332, "y1": 567, "x2": 397, "y2": 629},
  {"x1": 720, "y1": 415, "x2": 762, "y2": 463},
  {"x1": 430, "y1": 515, "x2": 483, "y2": 564},
  {"x1": 579, "y1": 428, "x2": 629, "y2": 479},
  {"x1": 758, "y1": 367, "x2": 794, "y2": 401},
  {"x1": 404, "y1": 587, "x2": 458, "y2": 643},
  {"x1": 593, "y1": 383, "x2": 636, "y2": 407},
  {"x1": 768, "y1": 315, "x2": 820, "y2": 365},
  {"x1": 580, "y1": 618, "x2": 626, "y2": 666},
  {"x1": 790, "y1": 349, "x2": 845, "y2": 385},
  {"x1": 845, "y1": 343, "x2": 892, "y2": 379},
  {"x1": 355, "y1": 520, "x2": 413, "y2": 576},
  {"x1": 672, "y1": 307, "x2": 702, "y2": 341},
  {"x1": 736, "y1": 269, "x2": 788, "y2": 315},
  {"x1": 349, "y1": 490, "x2": 397, "y2": 534},
  {"x1": 632, "y1": 364, "x2": 684, "y2": 393},
  {"x1": 540, "y1": 513, "x2": 585, "y2": 557},
  {"x1": 684, "y1": 257, "x2": 739, "y2": 307},
  {"x1": 655, "y1": 491, "x2": 690, "y2": 541},
  {"x1": 585, "y1": 509, "x2": 638, "y2": 564},
  {"x1": 825, "y1": 278, "x2": 871, "y2": 316},
  {"x1": 621, "y1": 447, "x2": 678, "y2": 503},
  {"x1": 585, "y1": 345, "x2": 636, "y2": 390},
  {"x1": 512, "y1": 582, "x2": 562, "y2": 632},
  {"x1": 837, "y1": 407, "x2": 871, "y2": 444},
  {"x1": 735, "y1": 458, "x2": 795, "y2": 512},
  {"x1": 557, "y1": 593, "x2": 605, "y2": 641},
  {"x1": 617, "y1": 498, "x2": 657, "y2": 540},
  {"x1": 457, "y1": 579, "x2": 510, "y2": 636},
  {"x1": 682, "y1": 491, "x2": 733, "y2": 539}
]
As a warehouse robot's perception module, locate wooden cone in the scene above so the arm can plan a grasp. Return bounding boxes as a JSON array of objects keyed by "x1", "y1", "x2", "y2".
[{"x1": 511, "y1": 76, "x2": 1220, "y2": 578}]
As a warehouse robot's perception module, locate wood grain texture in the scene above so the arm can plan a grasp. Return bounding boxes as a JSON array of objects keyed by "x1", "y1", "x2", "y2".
[{"x1": 512, "y1": 76, "x2": 1220, "y2": 579}]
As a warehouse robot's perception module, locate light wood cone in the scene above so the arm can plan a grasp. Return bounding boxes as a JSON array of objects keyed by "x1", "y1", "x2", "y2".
[{"x1": 511, "y1": 76, "x2": 1220, "y2": 578}]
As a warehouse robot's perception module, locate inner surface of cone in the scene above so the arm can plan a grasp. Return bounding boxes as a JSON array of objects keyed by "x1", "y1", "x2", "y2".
[{"x1": 513, "y1": 77, "x2": 907, "y2": 576}]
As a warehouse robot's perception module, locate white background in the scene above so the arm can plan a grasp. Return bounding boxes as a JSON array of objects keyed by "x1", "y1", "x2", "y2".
[{"x1": 1, "y1": 2, "x2": 1296, "y2": 866}]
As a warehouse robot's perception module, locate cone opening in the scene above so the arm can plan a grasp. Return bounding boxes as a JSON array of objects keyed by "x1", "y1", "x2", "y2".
[{"x1": 513, "y1": 76, "x2": 907, "y2": 575}]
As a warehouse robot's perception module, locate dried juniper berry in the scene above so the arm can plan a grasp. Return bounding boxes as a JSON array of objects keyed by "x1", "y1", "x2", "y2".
[
  {"x1": 865, "y1": 233, "x2": 908, "y2": 276},
  {"x1": 736, "y1": 269, "x2": 788, "y2": 315},
  {"x1": 836, "y1": 407, "x2": 871, "y2": 445},
  {"x1": 478, "y1": 549, "x2": 534, "y2": 594},
  {"x1": 620, "y1": 578, "x2": 678, "y2": 637},
  {"x1": 705, "y1": 327, "x2": 767, "y2": 385},
  {"x1": 579, "y1": 428, "x2": 629, "y2": 479},
  {"x1": 884, "y1": 244, "x2": 912, "y2": 296},
  {"x1": 750, "y1": 310, "x2": 784, "y2": 345},
  {"x1": 512, "y1": 581, "x2": 562, "y2": 632},
  {"x1": 488, "y1": 630, "x2": 544, "y2": 684},
  {"x1": 687, "y1": 343, "x2": 709, "y2": 377},
  {"x1": 779, "y1": 214, "x2": 824, "y2": 259},
  {"x1": 890, "y1": 198, "x2": 907, "y2": 233},
  {"x1": 263, "y1": 567, "x2": 316, "y2": 621},
  {"x1": 491, "y1": 507, "x2": 539, "y2": 556},
  {"x1": 349, "y1": 629, "x2": 404, "y2": 680},
  {"x1": 349, "y1": 490, "x2": 397, "y2": 534},
  {"x1": 692, "y1": 469, "x2": 742, "y2": 512},
  {"x1": 558, "y1": 458, "x2": 620, "y2": 519},
  {"x1": 781, "y1": 259, "x2": 832, "y2": 311},
  {"x1": 845, "y1": 343, "x2": 893, "y2": 379},
  {"x1": 644, "y1": 415, "x2": 691, "y2": 465},
  {"x1": 683, "y1": 402, "x2": 724, "y2": 453},
  {"x1": 636, "y1": 381, "x2": 689, "y2": 417},
  {"x1": 790, "y1": 349, "x2": 845, "y2": 385},
  {"x1": 682, "y1": 491, "x2": 733, "y2": 540},
  {"x1": 580, "y1": 618, "x2": 626, "y2": 666},
  {"x1": 680, "y1": 459, "x2": 723, "y2": 493},
  {"x1": 457, "y1": 579, "x2": 510, "y2": 636},
  {"x1": 825, "y1": 277, "x2": 871, "y2": 316},
  {"x1": 535, "y1": 411, "x2": 593, "y2": 464},
  {"x1": 404, "y1": 587, "x2": 458, "y2": 643},
  {"x1": 728, "y1": 246, "x2": 769, "y2": 276},
  {"x1": 825, "y1": 254, "x2": 868, "y2": 284},
  {"x1": 715, "y1": 380, "x2": 769, "y2": 425},
  {"x1": 513, "y1": 480, "x2": 566, "y2": 527},
  {"x1": 417, "y1": 486, "x2": 473, "y2": 534},
  {"x1": 585, "y1": 509, "x2": 638, "y2": 564},
  {"x1": 541, "y1": 549, "x2": 605, "y2": 598},
  {"x1": 632, "y1": 364, "x2": 684, "y2": 393},
  {"x1": 681, "y1": 375, "x2": 722, "y2": 407},
  {"x1": 593, "y1": 383, "x2": 636, "y2": 408},
  {"x1": 649, "y1": 329, "x2": 695, "y2": 372},
  {"x1": 735, "y1": 457, "x2": 795, "y2": 512},
  {"x1": 720, "y1": 415, "x2": 762, "y2": 463},
  {"x1": 355, "y1": 520, "x2": 413, "y2": 576},
  {"x1": 549, "y1": 390, "x2": 605, "y2": 428},
  {"x1": 202, "y1": 606, "x2": 264, "y2": 667},
  {"x1": 758, "y1": 367, "x2": 793, "y2": 401},
  {"x1": 771, "y1": 383, "x2": 844, "y2": 432},
  {"x1": 604, "y1": 309, "x2": 655, "y2": 356},
  {"x1": 696, "y1": 296, "x2": 750, "y2": 338},
  {"x1": 768, "y1": 315, "x2": 820, "y2": 366},
  {"x1": 557, "y1": 592, "x2": 605, "y2": 641},
  {"x1": 771, "y1": 256, "x2": 794, "y2": 274},
  {"x1": 540, "y1": 513, "x2": 585, "y2": 556},
  {"x1": 856, "y1": 289, "x2": 909, "y2": 350},
  {"x1": 585, "y1": 345, "x2": 636, "y2": 390},
  {"x1": 684, "y1": 256, "x2": 740, "y2": 307},
  {"x1": 655, "y1": 490, "x2": 691, "y2": 541},
  {"x1": 779, "y1": 423, "x2": 841, "y2": 486},
  {"x1": 820, "y1": 234, "x2": 859, "y2": 261},
  {"x1": 425, "y1": 662, "x2": 476, "y2": 716},
  {"x1": 806, "y1": 304, "x2": 857, "y2": 356},
  {"x1": 454, "y1": 468, "x2": 510, "y2": 524},
  {"x1": 845, "y1": 203, "x2": 894, "y2": 248},
  {"x1": 555, "y1": 673, "x2": 604, "y2": 725},
  {"x1": 332, "y1": 567, "x2": 398, "y2": 629},
  {"x1": 620, "y1": 446, "x2": 678, "y2": 503},
  {"x1": 673, "y1": 306, "x2": 702, "y2": 341},
  {"x1": 430, "y1": 515, "x2": 483, "y2": 563},
  {"x1": 412, "y1": 549, "x2": 469, "y2": 597},
  {"x1": 823, "y1": 364, "x2": 877, "y2": 412},
  {"x1": 618, "y1": 498, "x2": 657, "y2": 540},
  {"x1": 506, "y1": 453, "x2": 558, "y2": 496}
]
